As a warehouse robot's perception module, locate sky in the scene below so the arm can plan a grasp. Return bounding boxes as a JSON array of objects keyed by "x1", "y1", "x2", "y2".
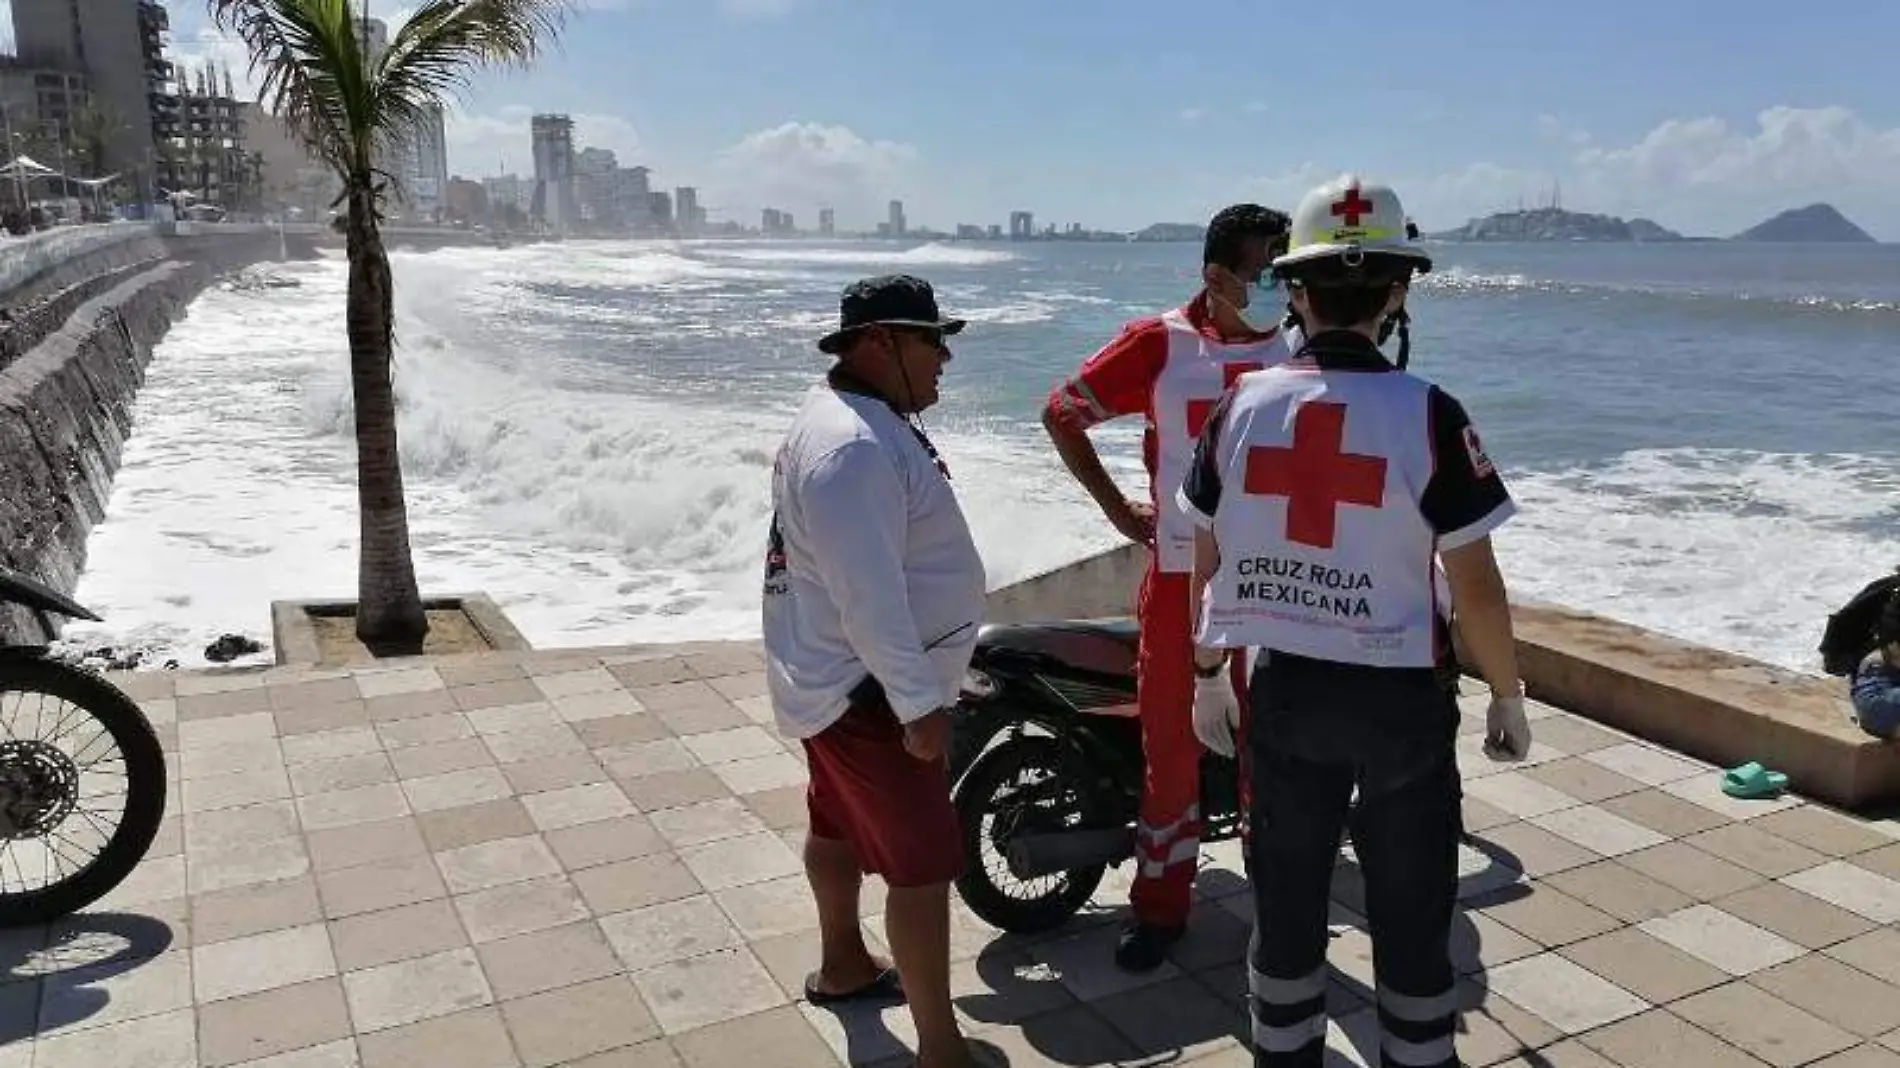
[{"x1": 9, "y1": 0, "x2": 1900, "y2": 238}]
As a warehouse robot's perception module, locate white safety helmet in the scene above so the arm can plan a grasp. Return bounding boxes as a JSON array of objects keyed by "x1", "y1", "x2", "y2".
[{"x1": 1271, "y1": 173, "x2": 1433, "y2": 278}]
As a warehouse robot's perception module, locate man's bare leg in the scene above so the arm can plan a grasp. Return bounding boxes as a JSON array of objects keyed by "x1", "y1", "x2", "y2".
[
  {"x1": 884, "y1": 881, "x2": 975, "y2": 1067},
  {"x1": 805, "y1": 832, "x2": 890, "y2": 993}
]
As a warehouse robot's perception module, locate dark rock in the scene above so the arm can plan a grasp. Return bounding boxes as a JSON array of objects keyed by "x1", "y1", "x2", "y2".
[
  {"x1": 204, "y1": 634, "x2": 265, "y2": 663},
  {"x1": 1431, "y1": 207, "x2": 1687, "y2": 243},
  {"x1": 1731, "y1": 203, "x2": 1877, "y2": 243}
]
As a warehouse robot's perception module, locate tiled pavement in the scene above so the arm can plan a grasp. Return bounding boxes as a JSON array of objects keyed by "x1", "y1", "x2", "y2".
[{"x1": 5, "y1": 642, "x2": 1900, "y2": 1067}]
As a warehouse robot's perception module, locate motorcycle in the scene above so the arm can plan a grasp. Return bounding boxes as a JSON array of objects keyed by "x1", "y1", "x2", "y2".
[
  {"x1": 946, "y1": 616, "x2": 1243, "y2": 934},
  {"x1": 0, "y1": 567, "x2": 166, "y2": 926}
]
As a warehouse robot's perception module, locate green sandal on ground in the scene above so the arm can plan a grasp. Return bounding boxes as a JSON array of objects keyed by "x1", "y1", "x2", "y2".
[{"x1": 1721, "y1": 761, "x2": 1788, "y2": 799}]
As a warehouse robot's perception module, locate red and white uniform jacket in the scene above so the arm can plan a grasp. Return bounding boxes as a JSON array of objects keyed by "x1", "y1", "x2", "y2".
[{"x1": 1045, "y1": 292, "x2": 1302, "y2": 573}]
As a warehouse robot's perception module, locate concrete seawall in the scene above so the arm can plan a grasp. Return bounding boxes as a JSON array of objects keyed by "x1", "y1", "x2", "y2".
[{"x1": 0, "y1": 229, "x2": 302, "y2": 641}]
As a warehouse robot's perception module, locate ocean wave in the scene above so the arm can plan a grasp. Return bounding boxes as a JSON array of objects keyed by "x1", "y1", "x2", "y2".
[
  {"x1": 1419, "y1": 265, "x2": 1900, "y2": 316},
  {"x1": 1501, "y1": 448, "x2": 1900, "y2": 674},
  {"x1": 690, "y1": 241, "x2": 1017, "y2": 268},
  {"x1": 68, "y1": 249, "x2": 1893, "y2": 676}
]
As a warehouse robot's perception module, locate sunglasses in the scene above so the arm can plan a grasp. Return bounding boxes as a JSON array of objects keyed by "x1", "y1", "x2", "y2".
[{"x1": 887, "y1": 326, "x2": 950, "y2": 353}]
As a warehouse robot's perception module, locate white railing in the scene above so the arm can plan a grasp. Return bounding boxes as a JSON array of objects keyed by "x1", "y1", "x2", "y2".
[{"x1": 0, "y1": 223, "x2": 156, "y2": 296}]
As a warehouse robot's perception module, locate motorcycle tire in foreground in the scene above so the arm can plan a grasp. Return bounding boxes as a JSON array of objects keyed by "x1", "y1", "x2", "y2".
[
  {"x1": 953, "y1": 733, "x2": 1114, "y2": 935},
  {"x1": 0, "y1": 652, "x2": 167, "y2": 927}
]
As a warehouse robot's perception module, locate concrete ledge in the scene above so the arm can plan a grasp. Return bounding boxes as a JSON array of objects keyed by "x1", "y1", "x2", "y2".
[
  {"x1": 983, "y1": 545, "x2": 1891, "y2": 811},
  {"x1": 985, "y1": 542, "x2": 1145, "y2": 623},
  {"x1": 270, "y1": 593, "x2": 534, "y2": 666},
  {"x1": 1500, "y1": 601, "x2": 1894, "y2": 812}
]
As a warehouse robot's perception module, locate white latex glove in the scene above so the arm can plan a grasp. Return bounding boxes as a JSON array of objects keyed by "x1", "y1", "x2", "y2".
[
  {"x1": 1483, "y1": 695, "x2": 1531, "y2": 762},
  {"x1": 1193, "y1": 675, "x2": 1241, "y2": 758}
]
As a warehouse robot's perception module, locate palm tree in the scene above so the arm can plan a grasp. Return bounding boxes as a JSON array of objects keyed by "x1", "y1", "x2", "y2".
[{"x1": 208, "y1": 0, "x2": 570, "y2": 652}]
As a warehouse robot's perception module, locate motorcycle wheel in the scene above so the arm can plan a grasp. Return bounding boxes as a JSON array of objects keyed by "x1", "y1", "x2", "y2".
[
  {"x1": 0, "y1": 655, "x2": 167, "y2": 927},
  {"x1": 953, "y1": 734, "x2": 1107, "y2": 935}
]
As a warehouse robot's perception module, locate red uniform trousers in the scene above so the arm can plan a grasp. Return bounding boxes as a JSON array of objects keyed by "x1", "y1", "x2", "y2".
[
  {"x1": 1132, "y1": 564, "x2": 1253, "y2": 928},
  {"x1": 1131, "y1": 566, "x2": 1198, "y2": 927}
]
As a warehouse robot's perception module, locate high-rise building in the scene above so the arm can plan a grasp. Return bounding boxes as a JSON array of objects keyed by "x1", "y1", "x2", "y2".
[
  {"x1": 613, "y1": 166, "x2": 650, "y2": 231},
  {"x1": 648, "y1": 189, "x2": 672, "y2": 229},
  {"x1": 674, "y1": 186, "x2": 701, "y2": 235},
  {"x1": 404, "y1": 103, "x2": 448, "y2": 218},
  {"x1": 818, "y1": 207, "x2": 834, "y2": 236},
  {"x1": 0, "y1": 60, "x2": 90, "y2": 177},
  {"x1": 887, "y1": 199, "x2": 906, "y2": 237},
  {"x1": 156, "y1": 61, "x2": 249, "y2": 207},
  {"x1": 1009, "y1": 210, "x2": 1034, "y2": 240},
  {"x1": 9, "y1": 0, "x2": 177, "y2": 193},
  {"x1": 572, "y1": 145, "x2": 615, "y2": 226},
  {"x1": 530, "y1": 113, "x2": 575, "y2": 234}
]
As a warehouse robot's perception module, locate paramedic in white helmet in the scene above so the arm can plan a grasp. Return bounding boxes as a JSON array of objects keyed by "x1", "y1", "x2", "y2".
[{"x1": 1178, "y1": 174, "x2": 1531, "y2": 1068}]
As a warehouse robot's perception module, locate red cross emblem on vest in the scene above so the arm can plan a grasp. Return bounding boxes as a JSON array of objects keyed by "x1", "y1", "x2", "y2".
[
  {"x1": 1330, "y1": 187, "x2": 1376, "y2": 226},
  {"x1": 1244, "y1": 401, "x2": 1387, "y2": 548},
  {"x1": 1186, "y1": 361, "x2": 1263, "y2": 440}
]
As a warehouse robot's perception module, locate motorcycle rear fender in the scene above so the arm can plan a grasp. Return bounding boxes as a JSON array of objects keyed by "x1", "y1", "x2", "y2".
[{"x1": 957, "y1": 684, "x2": 1144, "y2": 790}]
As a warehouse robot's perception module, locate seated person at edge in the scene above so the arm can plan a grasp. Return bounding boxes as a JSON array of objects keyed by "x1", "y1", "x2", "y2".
[{"x1": 1850, "y1": 592, "x2": 1900, "y2": 740}]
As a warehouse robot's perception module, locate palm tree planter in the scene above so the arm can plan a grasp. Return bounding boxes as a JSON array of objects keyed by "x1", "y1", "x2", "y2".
[
  {"x1": 269, "y1": 592, "x2": 533, "y2": 666},
  {"x1": 212, "y1": 0, "x2": 569, "y2": 657}
]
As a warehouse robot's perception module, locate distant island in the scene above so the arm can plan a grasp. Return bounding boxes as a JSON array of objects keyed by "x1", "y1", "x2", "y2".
[
  {"x1": 1132, "y1": 222, "x2": 1208, "y2": 243},
  {"x1": 1428, "y1": 201, "x2": 1880, "y2": 244},
  {"x1": 1431, "y1": 207, "x2": 1686, "y2": 243},
  {"x1": 1731, "y1": 203, "x2": 1875, "y2": 243}
]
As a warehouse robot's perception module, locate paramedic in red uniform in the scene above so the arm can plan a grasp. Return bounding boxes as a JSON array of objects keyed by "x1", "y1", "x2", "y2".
[
  {"x1": 1042, "y1": 204, "x2": 1303, "y2": 971},
  {"x1": 1181, "y1": 175, "x2": 1532, "y2": 1067}
]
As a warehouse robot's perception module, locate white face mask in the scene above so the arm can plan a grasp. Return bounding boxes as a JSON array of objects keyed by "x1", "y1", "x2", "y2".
[{"x1": 1238, "y1": 277, "x2": 1283, "y2": 333}]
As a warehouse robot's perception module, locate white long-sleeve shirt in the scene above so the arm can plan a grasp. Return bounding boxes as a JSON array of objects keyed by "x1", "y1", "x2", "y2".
[{"x1": 762, "y1": 385, "x2": 987, "y2": 740}]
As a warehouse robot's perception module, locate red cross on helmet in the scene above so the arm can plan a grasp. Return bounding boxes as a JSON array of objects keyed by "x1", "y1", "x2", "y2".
[{"x1": 1272, "y1": 173, "x2": 1433, "y2": 277}]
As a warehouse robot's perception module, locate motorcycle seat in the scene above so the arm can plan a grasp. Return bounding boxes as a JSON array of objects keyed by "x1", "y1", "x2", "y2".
[{"x1": 975, "y1": 617, "x2": 1138, "y2": 678}]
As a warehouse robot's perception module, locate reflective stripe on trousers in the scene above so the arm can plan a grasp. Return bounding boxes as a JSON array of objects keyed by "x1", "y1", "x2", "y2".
[
  {"x1": 1376, "y1": 982, "x2": 1458, "y2": 1067},
  {"x1": 1135, "y1": 804, "x2": 1200, "y2": 879},
  {"x1": 1249, "y1": 954, "x2": 1327, "y2": 1062}
]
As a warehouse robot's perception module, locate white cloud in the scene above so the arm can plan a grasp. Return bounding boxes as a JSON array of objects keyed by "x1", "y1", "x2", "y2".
[
  {"x1": 706, "y1": 121, "x2": 916, "y2": 228},
  {"x1": 1179, "y1": 108, "x2": 1205, "y2": 124},
  {"x1": 1244, "y1": 101, "x2": 1270, "y2": 115},
  {"x1": 444, "y1": 105, "x2": 643, "y2": 177},
  {"x1": 1577, "y1": 106, "x2": 1900, "y2": 192},
  {"x1": 1248, "y1": 105, "x2": 1900, "y2": 237}
]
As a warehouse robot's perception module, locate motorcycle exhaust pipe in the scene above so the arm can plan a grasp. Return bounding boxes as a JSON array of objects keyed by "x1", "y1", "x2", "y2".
[{"x1": 1005, "y1": 827, "x2": 1135, "y2": 879}]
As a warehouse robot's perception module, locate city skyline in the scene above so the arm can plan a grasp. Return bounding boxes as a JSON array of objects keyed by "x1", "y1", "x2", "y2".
[{"x1": 8, "y1": 0, "x2": 1900, "y2": 237}]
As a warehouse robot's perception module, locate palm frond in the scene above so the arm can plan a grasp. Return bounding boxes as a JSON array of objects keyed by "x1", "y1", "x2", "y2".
[
  {"x1": 374, "y1": 0, "x2": 572, "y2": 136},
  {"x1": 208, "y1": 0, "x2": 574, "y2": 191}
]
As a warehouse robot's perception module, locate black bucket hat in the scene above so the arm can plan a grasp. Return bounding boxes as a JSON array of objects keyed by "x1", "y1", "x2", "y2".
[{"x1": 817, "y1": 274, "x2": 967, "y2": 355}]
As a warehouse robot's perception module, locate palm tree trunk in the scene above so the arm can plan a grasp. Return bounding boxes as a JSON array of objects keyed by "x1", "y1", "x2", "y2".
[{"x1": 344, "y1": 182, "x2": 428, "y2": 653}]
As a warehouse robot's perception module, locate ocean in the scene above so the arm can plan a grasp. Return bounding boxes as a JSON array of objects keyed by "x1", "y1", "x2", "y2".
[{"x1": 67, "y1": 237, "x2": 1900, "y2": 673}]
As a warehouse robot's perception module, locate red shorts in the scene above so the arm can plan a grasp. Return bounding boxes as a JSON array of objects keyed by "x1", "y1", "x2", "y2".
[{"x1": 803, "y1": 698, "x2": 965, "y2": 888}]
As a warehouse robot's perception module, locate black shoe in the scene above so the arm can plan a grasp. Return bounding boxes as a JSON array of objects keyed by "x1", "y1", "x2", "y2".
[{"x1": 1113, "y1": 922, "x2": 1184, "y2": 973}]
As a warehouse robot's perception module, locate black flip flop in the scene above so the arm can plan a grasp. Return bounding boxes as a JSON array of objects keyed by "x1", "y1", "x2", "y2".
[{"x1": 804, "y1": 967, "x2": 905, "y2": 1006}]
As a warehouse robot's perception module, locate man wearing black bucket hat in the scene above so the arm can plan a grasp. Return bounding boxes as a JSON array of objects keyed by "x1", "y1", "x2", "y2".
[{"x1": 763, "y1": 274, "x2": 989, "y2": 1068}]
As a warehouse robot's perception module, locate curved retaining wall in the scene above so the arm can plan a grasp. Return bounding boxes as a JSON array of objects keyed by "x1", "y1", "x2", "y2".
[
  {"x1": 0, "y1": 230, "x2": 290, "y2": 641},
  {"x1": 0, "y1": 224, "x2": 155, "y2": 296}
]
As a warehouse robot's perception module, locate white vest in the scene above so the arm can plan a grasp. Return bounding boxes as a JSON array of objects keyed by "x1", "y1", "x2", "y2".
[
  {"x1": 1195, "y1": 363, "x2": 1444, "y2": 668},
  {"x1": 1150, "y1": 311, "x2": 1301, "y2": 572}
]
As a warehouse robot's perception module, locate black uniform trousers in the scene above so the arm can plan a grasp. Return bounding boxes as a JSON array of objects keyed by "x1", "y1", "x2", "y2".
[{"x1": 1244, "y1": 651, "x2": 1463, "y2": 1068}]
